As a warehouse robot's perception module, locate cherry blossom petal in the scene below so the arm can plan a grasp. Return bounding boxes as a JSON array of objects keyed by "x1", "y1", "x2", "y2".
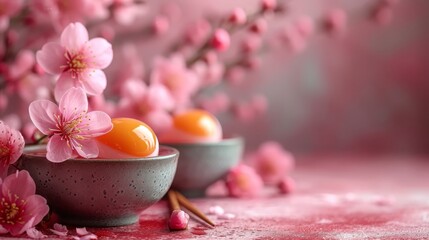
[
  {"x1": 11, "y1": 216, "x2": 35, "y2": 236},
  {"x1": 23, "y1": 195, "x2": 50, "y2": 228},
  {"x1": 26, "y1": 227, "x2": 47, "y2": 239},
  {"x1": 59, "y1": 88, "x2": 88, "y2": 122},
  {"x1": 79, "y1": 111, "x2": 112, "y2": 137},
  {"x1": 72, "y1": 139, "x2": 99, "y2": 159},
  {"x1": 36, "y1": 42, "x2": 66, "y2": 75},
  {"x1": 60, "y1": 22, "x2": 89, "y2": 53},
  {"x1": 2, "y1": 170, "x2": 35, "y2": 199},
  {"x1": 72, "y1": 234, "x2": 98, "y2": 240},
  {"x1": 76, "y1": 227, "x2": 89, "y2": 236},
  {"x1": 0, "y1": 225, "x2": 8, "y2": 234},
  {"x1": 46, "y1": 135, "x2": 74, "y2": 162},
  {"x1": 54, "y1": 72, "x2": 84, "y2": 102},
  {"x1": 80, "y1": 69, "x2": 107, "y2": 96},
  {"x1": 50, "y1": 223, "x2": 68, "y2": 236},
  {"x1": 29, "y1": 100, "x2": 59, "y2": 135},
  {"x1": 84, "y1": 38, "x2": 113, "y2": 69}
]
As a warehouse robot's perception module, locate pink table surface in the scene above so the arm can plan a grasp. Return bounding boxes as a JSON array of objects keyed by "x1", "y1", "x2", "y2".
[{"x1": 6, "y1": 155, "x2": 429, "y2": 239}]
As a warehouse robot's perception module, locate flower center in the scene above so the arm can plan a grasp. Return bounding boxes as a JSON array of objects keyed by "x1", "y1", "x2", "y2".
[
  {"x1": 63, "y1": 52, "x2": 87, "y2": 79},
  {"x1": 51, "y1": 110, "x2": 88, "y2": 149},
  {"x1": 0, "y1": 194, "x2": 26, "y2": 225},
  {"x1": 0, "y1": 145, "x2": 10, "y2": 160}
]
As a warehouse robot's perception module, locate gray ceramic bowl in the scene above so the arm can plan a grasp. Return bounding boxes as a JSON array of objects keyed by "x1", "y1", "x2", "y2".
[
  {"x1": 17, "y1": 145, "x2": 178, "y2": 227},
  {"x1": 165, "y1": 137, "x2": 243, "y2": 197}
]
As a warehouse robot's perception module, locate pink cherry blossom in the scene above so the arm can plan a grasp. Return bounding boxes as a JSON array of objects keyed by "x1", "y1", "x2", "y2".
[
  {"x1": 225, "y1": 164, "x2": 264, "y2": 198},
  {"x1": 0, "y1": 121, "x2": 24, "y2": 177},
  {"x1": 29, "y1": 87, "x2": 113, "y2": 162},
  {"x1": 247, "y1": 141, "x2": 295, "y2": 185},
  {"x1": 36, "y1": 22, "x2": 113, "y2": 101},
  {"x1": 150, "y1": 55, "x2": 199, "y2": 109},
  {"x1": 0, "y1": 170, "x2": 49, "y2": 236},
  {"x1": 116, "y1": 78, "x2": 174, "y2": 134}
]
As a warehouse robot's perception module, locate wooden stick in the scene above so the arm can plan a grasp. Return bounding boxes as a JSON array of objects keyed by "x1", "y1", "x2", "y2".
[
  {"x1": 174, "y1": 190, "x2": 216, "y2": 227},
  {"x1": 167, "y1": 190, "x2": 180, "y2": 211}
]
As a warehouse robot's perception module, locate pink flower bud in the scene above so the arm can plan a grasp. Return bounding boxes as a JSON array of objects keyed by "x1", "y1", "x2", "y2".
[
  {"x1": 249, "y1": 18, "x2": 267, "y2": 34},
  {"x1": 324, "y1": 8, "x2": 347, "y2": 35},
  {"x1": 152, "y1": 15, "x2": 170, "y2": 35},
  {"x1": 228, "y1": 8, "x2": 247, "y2": 25},
  {"x1": 261, "y1": 0, "x2": 277, "y2": 12},
  {"x1": 278, "y1": 176, "x2": 296, "y2": 194},
  {"x1": 211, "y1": 28, "x2": 230, "y2": 52},
  {"x1": 168, "y1": 210, "x2": 190, "y2": 230}
]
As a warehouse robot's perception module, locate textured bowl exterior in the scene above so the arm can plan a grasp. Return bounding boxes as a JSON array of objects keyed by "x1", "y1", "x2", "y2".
[
  {"x1": 166, "y1": 137, "x2": 243, "y2": 197},
  {"x1": 17, "y1": 145, "x2": 178, "y2": 227}
]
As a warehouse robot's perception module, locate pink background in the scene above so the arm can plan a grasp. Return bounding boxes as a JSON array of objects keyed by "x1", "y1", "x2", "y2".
[{"x1": 211, "y1": 0, "x2": 429, "y2": 154}]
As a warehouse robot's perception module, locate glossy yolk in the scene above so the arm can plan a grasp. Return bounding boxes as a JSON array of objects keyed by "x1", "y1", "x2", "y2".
[
  {"x1": 97, "y1": 118, "x2": 157, "y2": 157},
  {"x1": 173, "y1": 110, "x2": 219, "y2": 137}
]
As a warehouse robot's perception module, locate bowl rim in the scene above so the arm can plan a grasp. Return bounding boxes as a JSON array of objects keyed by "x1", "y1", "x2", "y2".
[
  {"x1": 22, "y1": 144, "x2": 179, "y2": 163},
  {"x1": 160, "y1": 136, "x2": 243, "y2": 147}
]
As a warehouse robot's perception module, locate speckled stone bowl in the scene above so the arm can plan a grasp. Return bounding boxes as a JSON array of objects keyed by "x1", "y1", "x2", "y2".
[
  {"x1": 165, "y1": 137, "x2": 243, "y2": 197},
  {"x1": 17, "y1": 145, "x2": 179, "y2": 227}
]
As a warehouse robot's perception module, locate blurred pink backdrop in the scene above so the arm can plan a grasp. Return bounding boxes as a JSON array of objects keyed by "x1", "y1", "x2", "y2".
[{"x1": 184, "y1": 0, "x2": 429, "y2": 154}]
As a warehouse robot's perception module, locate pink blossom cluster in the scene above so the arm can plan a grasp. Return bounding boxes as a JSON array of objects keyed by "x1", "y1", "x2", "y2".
[
  {"x1": 0, "y1": 0, "x2": 398, "y2": 141},
  {"x1": 225, "y1": 141, "x2": 296, "y2": 198}
]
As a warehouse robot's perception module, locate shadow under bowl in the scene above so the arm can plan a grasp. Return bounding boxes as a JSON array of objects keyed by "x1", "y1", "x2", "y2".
[
  {"x1": 164, "y1": 137, "x2": 243, "y2": 198},
  {"x1": 17, "y1": 145, "x2": 179, "y2": 227}
]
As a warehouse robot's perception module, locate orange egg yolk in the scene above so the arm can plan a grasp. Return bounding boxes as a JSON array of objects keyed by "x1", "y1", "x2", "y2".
[
  {"x1": 173, "y1": 110, "x2": 220, "y2": 137},
  {"x1": 97, "y1": 118, "x2": 158, "y2": 157}
]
